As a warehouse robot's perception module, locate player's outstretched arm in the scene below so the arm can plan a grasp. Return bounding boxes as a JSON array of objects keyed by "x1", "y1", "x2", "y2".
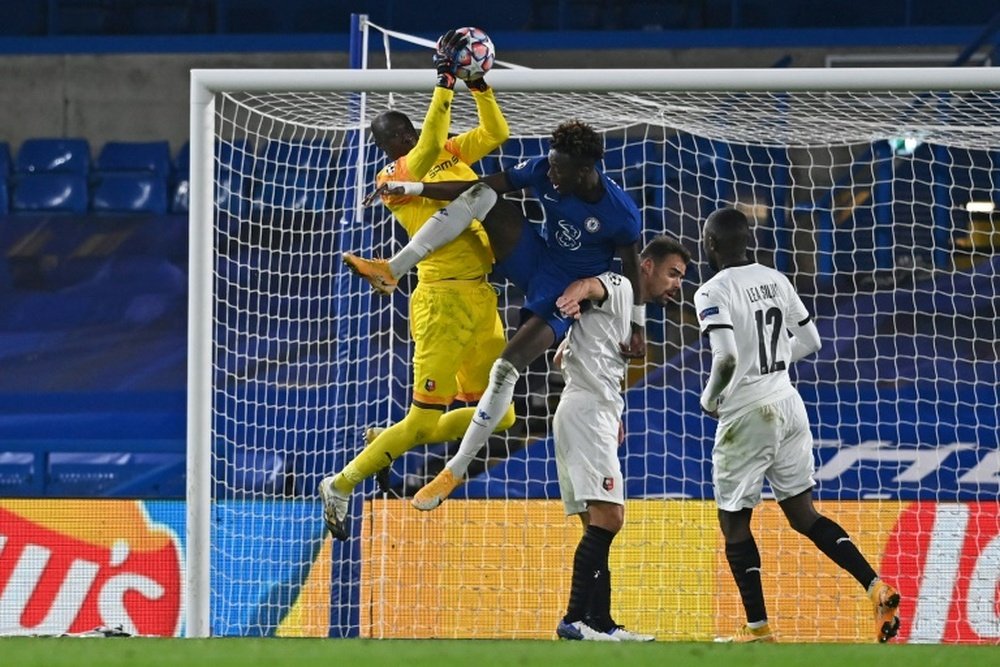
[
  {"x1": 453, "y1": 77, "x2": 511, "y2": 163},
  {"x1": 405, "y1": 30, "x2": 464, "y2": 179},
  {"x1": 374, "y1": 171, "x2": 513, "y2": 203},
  {"x1": 556, "y1": 277, "x2": 607, "y2": 320}
]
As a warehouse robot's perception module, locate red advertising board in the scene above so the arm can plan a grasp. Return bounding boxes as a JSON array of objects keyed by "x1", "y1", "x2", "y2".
[{"x1": 0, "y1": 500, "x2": 183, "y2": 636}]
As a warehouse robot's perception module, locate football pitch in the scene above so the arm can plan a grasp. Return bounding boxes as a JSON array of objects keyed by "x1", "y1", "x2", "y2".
[{"x1": 2, "y1": 638, "x2": 996, "y2": 667}]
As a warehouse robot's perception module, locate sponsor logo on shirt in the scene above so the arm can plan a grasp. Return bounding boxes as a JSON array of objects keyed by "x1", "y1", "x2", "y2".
[
  {"x1": 426, "y1": 155, "x2": 460, "y2": 180},
  {"x1": 699, "y1": 306, "x2": 720, "y2": 320},
  {"x1": 554, "y1": 220, "x2": 582, "y2": 250}
]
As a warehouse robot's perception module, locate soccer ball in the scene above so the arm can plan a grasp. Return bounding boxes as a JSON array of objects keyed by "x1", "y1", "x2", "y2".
[{"x1": 450, "y1": 27, "x2": 495, "y2": 82}]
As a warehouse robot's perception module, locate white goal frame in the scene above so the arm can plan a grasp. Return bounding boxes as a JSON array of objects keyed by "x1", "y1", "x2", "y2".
[{"x1": 187, "y1": 67, "x2": 1000, "y2": 638}]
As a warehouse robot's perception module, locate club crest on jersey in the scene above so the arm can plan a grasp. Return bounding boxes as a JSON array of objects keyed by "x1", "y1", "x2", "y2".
[
  {"x1": 584, "y1": 217, "x2": 601, "y2": 233},
  {"x1": 699, "y1": 306, "x2": 720, "y2": 320},
  {"x1": 424, "y1": 379, "x2": 436, "y2": 392},
  {"x1": 602, "y1": 477, "x2": 615, "y2": 491}
]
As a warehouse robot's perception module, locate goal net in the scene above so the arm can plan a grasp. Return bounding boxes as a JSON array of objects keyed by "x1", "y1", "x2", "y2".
[{"x1": 188, "y1": 64, "x2": 1000, "y2": 642}]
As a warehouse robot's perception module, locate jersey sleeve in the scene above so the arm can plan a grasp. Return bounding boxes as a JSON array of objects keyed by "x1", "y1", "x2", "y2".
[
  {"x1": 451, "y1": 88, "x2": 510, "y2": 165},
  {"x1": 504, "y1": 156, "x2": 546, "y2": 191},
  {"x1": 694, "y1": 280, "x2": 732, "y2": 336},
  {"x1": 595, "y1": 271, "x2": 634, "y2": 323},
  {"x1": 781, "y1": 273, "x2": 811, "y2": 326},
  {"x1": 404, "y1": 86, "x2": 455, "y2": 179}
]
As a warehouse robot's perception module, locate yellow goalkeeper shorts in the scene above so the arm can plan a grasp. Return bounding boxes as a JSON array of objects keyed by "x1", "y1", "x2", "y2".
[{"x1": 410, "y1": 277, "x2": 506, "y2": 406}]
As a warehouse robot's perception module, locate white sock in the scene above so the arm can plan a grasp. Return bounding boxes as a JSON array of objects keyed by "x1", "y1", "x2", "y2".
[
  {"x1": 446, "y1": 358, "x2": 518, "y2": 478},
  {"x1": 387, "y1": 182, "x2": 497, "y2": 278}
]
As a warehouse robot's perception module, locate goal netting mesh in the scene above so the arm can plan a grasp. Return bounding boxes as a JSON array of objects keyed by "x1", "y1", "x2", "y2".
[{"x1": 195, "y1": 64, "x2": 1000, "y2": 642}]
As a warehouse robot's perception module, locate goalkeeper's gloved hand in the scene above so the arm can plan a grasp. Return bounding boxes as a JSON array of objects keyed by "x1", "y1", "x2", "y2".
[
  {"x1": 464, "y1": 76, "x2": 489, "y2": 93},
  {"x1": 433, "y1": 29, "x2": 464, "y2": 89}
]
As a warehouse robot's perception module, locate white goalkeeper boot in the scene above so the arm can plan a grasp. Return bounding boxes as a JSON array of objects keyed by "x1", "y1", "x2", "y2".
[{"x1": 318, "y1": 477, "x2": 350, "y2": 541}]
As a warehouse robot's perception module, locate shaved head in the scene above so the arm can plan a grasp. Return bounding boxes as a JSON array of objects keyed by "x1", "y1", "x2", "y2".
[
  {"x1": 371, "y1": 110, "x2": 418, "y2": 160},
  {"x1": 703, "y1": 207, "x2": 751, "y2": 271}
]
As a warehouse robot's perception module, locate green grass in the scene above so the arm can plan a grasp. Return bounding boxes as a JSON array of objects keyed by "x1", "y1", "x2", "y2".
[{"x1": 1, "y1": 638, "x2": 996, "y2": 667}]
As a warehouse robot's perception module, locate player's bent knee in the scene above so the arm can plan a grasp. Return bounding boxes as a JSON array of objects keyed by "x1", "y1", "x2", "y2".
[
  {"x1": 404, "y1": 405, "x2": 445, "y2": 444},
  {"x1": 588, "y1": 502, "x2": 625, "y2": 534},
  {"x1": 465, "y1": 182, "x2": 498, "y2": 219}
]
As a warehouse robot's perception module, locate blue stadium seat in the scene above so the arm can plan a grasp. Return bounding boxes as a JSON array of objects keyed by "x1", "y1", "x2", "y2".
[
  {"x1": 0, "y1": 142, "x2": 11, "y2": 214},
  {"x1": 174, "y1": 140, "x2": 190, "y2": 177},
  {"x1": 12, "y1": 173, "x2": 89, "y2": 213},
  {"x1": 96, "y1": 140, "x2": 172, "y2": 177},
  {"x1": 170, "y1": 141, "x2": 191, "y2": 213},
  {"x1": 91, "y1": 172, "x2": 168, "y2": 214},
  {"x1": 259, "y1": 139, "x2": 333, "y2": 174},
  {"x1": 17, "y1": 138, "x2": 91, "y2": 174},
  {"x1": 0, "y1": 142, "x2": 12, "y2": 178}
]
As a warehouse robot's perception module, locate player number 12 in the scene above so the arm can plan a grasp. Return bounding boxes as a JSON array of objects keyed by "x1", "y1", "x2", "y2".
[{"x1": 755, "y1": 307, "x2": 787, "y2": 374}]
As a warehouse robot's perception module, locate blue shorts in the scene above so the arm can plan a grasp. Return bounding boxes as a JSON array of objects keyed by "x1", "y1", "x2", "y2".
[{"x1": 492, "y1": 226, "x2": 578, "y2": 341}]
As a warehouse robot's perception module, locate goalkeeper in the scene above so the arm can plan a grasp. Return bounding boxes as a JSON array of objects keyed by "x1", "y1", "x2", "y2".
[{"x1": 319, "y1": 29, "x2": 515, "y2": 540}]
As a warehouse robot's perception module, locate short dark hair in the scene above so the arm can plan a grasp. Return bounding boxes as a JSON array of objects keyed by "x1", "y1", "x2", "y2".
[
  {"x1": 550, "y1": 120, "x2": 603, "y2": 163},
  {"x1": 705, "y1": 207, "x2": 751, "y2": 251},
  {"x1": 642, "y1": 234, "x2": 691, "y2": 264}
]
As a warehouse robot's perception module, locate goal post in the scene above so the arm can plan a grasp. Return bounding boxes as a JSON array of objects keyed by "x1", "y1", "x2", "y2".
[{"x1": 188, "y1": 67, "x2": 1000, "y2": 641}]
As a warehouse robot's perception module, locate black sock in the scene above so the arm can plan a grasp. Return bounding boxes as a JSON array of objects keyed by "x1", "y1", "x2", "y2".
[
  {"x1": 808, "y1": 516, "x2": 878, "y2": 589},
  {"x1": 587, "y1": 569, "x2": 617, "y2": 632},
  {"x1": 725, "y1": 537, "x2": 767, "y2": 624},
  {"x1": 564, "y1": 525, "x2": 614, "y2": 625}
]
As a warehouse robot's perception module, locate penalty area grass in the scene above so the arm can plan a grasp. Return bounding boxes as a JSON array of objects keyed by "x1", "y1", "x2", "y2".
[{"x1": 0, "y1": 637, "x2": 995, "y2": 667}]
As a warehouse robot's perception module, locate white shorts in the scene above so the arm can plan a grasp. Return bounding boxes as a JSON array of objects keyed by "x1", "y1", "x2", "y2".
[
  {"x1": 553, "y1": 393, "x2": 624, "y2": 516},
  {"x1": 712, "y1": 393, "x2": 816, "y2": 512}
]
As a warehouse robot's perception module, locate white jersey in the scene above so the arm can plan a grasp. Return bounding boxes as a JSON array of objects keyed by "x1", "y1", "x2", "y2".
[
  {"x1": 560, "y1": 271, "x2": 633, "y2": 407},
  {"x1": 693, "y1": 262, "x2": 811, "y2": 418}
]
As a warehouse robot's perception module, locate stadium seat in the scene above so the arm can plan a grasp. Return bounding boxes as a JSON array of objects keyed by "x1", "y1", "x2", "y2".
[
  {"x1": 0, "y1": 142, "x2": 12, "y2": 178},
  {"x1": 170, "y1": 141, "x2": 190, "y2": 213},
  {"x1": 96, "y1": 140, "x2": 172, "y2": 177},
  {"x1": 16, "y1": 138, "x2": 91, "y2": 174},
  {"x1": 12, "y1": 173, "x2": 88, "y2": 213},
  {"x1": 174, "y1": 141, "x2": 190, "y2": 176},
  {"x1": 0, "y1": 143, "x2": 11, "y2": 214},
  {"x1": 91, "y1": 172, "x2": 168, "y2": 214}
]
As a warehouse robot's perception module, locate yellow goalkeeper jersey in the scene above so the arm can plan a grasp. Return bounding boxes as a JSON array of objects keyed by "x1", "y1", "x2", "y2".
[{"x1": 376, "y1": 86, "x2": 508, "y2": 282}]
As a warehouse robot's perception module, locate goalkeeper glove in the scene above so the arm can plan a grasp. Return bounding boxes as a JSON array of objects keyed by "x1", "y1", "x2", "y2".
[
  {"x1": 433, "y1": 29, "x2": 464, "y2": 89},
  {"x1": 465, "y1": 76, "x2": 489, "y2": 93}
]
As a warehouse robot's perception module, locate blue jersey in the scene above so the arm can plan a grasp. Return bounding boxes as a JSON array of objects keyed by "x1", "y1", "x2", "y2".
[
  {"x1": 506, "y1": 157, "x2": 641, "y2": 277},
  {"x1": 493, "y1": 156, "x2": 642, "y2": 341}
]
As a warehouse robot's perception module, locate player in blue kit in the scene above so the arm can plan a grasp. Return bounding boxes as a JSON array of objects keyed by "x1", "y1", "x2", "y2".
[{"x1": 354, "y1": 120, "x2": 646, "y2": 509}]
